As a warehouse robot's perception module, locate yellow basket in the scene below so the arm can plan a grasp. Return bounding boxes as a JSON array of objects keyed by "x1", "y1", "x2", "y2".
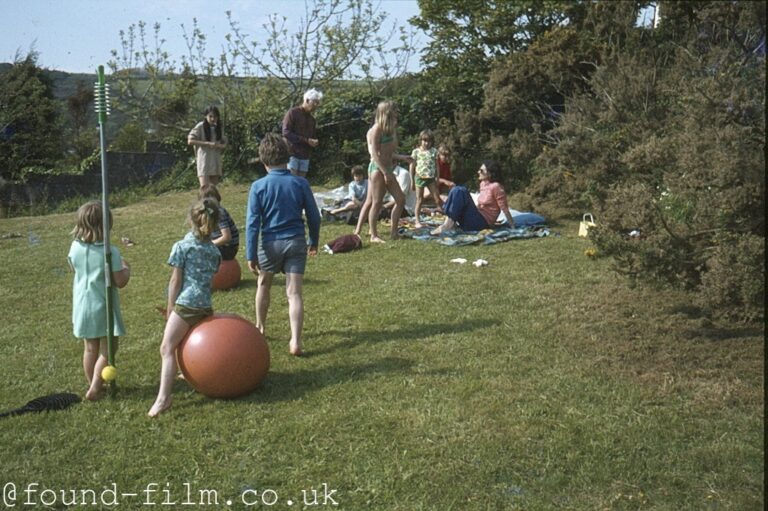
[{"x1": 578, "y1": 213, "x2": 596, "y2": 237}]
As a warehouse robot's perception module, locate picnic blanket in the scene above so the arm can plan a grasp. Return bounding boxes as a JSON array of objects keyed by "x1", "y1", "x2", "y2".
[{"x1": 398, "y1": 211, "x2": 549, "y2": 246}]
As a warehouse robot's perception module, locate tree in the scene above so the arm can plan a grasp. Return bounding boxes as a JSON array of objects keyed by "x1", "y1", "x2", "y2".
[
  {"x1": 0, "y1": 51, "x2": 62, "y2": 181},
  {"x1": 107, "y1": 0, "x2": 417, "y2": 182},
  {"x1": 66, "y1": 80, "x2": 96, "y2": 160},
  {"x1": 410, "y1": 0, "x2": 590, "y2": 117}
]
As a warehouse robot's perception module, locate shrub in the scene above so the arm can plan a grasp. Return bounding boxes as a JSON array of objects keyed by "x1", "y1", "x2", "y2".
[{"x1": 698, "y1": 233, "x2": 765, "y2": 323}]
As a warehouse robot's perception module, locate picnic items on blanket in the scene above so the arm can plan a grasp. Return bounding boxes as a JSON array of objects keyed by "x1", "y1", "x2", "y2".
[
  {"x1": 578, "y1": 213, "x2": 596, "y2": 237},
  {"x1": 323, "y1": 233, "x2": 363, "y2": 254}
]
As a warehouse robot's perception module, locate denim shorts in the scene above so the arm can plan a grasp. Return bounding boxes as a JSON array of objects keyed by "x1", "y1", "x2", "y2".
[
  {"x1": 288, "y1": 157, "x2": 310, "y2": 174},
  {"x1": 258, "y1": 236, "x2": 308, "y2": 274}
]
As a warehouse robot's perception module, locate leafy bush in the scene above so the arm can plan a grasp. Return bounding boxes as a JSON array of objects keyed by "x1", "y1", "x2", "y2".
[{"x1": 699, "y1": 233, "x2": 765, "y2": 322}]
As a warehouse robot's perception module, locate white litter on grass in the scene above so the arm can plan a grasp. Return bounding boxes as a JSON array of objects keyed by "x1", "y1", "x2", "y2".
[
  {"x1": 473, "y1": 259, "x2": 489, "y2": 267},
  {"x1": 450, "y1": 258, "x2": 467, "y2": 264}
]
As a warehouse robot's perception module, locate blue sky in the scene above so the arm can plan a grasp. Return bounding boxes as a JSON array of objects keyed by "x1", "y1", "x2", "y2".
[{"x1": 0, "y1": 0, "x2": 424, "y2": 74}]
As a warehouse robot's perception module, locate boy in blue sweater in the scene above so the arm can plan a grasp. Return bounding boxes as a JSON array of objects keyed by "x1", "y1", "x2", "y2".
[{"x1": 246, "y1": 133, "x2": 321, "y2": 356}]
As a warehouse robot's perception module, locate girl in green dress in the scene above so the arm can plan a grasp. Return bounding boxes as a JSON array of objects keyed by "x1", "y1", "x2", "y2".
[{"x1": 68, "y1": 201, "x2": 131, "y2": 401}]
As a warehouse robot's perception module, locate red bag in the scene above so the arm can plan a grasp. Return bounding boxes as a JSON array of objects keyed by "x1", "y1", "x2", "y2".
[{"x1": 323, "y1": 234, "x2": 363, "y2": 254}]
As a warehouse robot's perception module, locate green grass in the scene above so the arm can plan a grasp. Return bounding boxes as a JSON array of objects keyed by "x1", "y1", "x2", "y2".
[{"x1": 0, "y1": 183, "x2": 763, "y2": 510}]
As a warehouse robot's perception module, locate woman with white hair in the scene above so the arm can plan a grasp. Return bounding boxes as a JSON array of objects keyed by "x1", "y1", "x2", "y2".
[{"x1": 282, "y1": 89, "x2": 323, "y2": 178}]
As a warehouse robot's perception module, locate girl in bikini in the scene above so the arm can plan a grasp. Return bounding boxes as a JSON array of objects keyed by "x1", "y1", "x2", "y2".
[{"x1": 353, "y1": 100, "x2": 412, "y2": 243}]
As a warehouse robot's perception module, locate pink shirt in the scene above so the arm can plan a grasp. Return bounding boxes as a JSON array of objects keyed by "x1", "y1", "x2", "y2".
[{"x1": 477, "y1": 181, "x2": 508, "y2": 226}]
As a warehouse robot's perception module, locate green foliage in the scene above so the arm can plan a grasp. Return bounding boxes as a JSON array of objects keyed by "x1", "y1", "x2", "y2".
[
  {"x1": 110, "y1": 122, "x2": 147, "y2": 152},
  {"x1": 105, "y1": 1, "x2": 416, "y2": 185},
  {"x1": 698, "y1": 233, "x2": 765, "y2": 322},
  {"x1": 0, "y1": 52, "x2": 63, "y2": 181}
]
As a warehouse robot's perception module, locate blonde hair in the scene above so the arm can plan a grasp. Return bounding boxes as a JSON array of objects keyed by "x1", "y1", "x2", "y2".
[
  {"x1": 188, "y1": 198, "x2": 220, "y2": 240},
  {"x1": 375, "y1": 100, "x2": 397, "y2": 136},
  {"x1": 71, "y1": 200, "x2": 112, "y2": 243}
]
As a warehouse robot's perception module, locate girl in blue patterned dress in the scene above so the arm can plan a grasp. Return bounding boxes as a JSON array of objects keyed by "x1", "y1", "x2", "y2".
[
  {"x1": 68, "y1": 201, "x2": 131, "y2": 401},
  {"x1": 148, "y1": 198, "x2": 221, "y2": 417}
]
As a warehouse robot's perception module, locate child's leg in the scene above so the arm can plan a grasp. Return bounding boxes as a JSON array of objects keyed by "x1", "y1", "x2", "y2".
[
  {"x1": 385, "y1": 175, "x2": 406, "y2": 240},
  {"x1": 285, "y1": 272, "x2": 305, "y2": 356},
  {"x1": 255, "y1": 271, "x2": 274, "y2": 335},
  {"x1": 427, "y1": 181, "x2": 443, "y2": 210},
  {"x1": 86, "y1": 337, "x2": 119, "y2": 401},
  {"x1": 353, "y1": 196, "x2": 371, "y2": 236},
  {"x1": 83, "y1": 339, "x2": 100, "y2": 385},
  {"x1": 414, "y1": 186, "x2": 425, "y2": 228},
  {"x1": 367, "y1": 171, "x2": 386, "y2": 242},
  {"x1": 148, "y1": 312, "x2": 192, "y2": 417}
]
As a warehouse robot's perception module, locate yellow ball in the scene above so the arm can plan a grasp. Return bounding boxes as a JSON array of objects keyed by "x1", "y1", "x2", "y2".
[
  {"x1": 101, "y1": 365, "x2": 117, "y2": 382},
  {"x1": 585, "y1": 248, "x2": 597, "y2": 258}
]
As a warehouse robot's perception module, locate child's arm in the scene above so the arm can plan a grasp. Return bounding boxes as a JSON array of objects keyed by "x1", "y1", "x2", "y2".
[
  {"x1": 212, "y1": 228, "x2": 232, "y2": 246},
  {"x1": 112, "y1": 259, "x2": 131, "y2": 289},
  {"x1": 409, "y1": 159, "x2": 416, "y2": 191},
  {"x1": 166, "y1": 267, "x2": 183, "y2": 317}
]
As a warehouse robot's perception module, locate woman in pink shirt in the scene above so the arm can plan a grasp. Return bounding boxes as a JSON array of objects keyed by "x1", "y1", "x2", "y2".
[{"x1": 431, "y1": 160, "x2": 515, "y2": 235}]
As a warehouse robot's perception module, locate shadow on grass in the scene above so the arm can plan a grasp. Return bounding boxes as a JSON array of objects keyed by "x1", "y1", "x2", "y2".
[
  {"x1": 695, "y1": 325, "x2": 764, "y2": 341},
  {"x1": 103, "y1": 356, "x2": 421, "y2": 410},
  {"x1": 244, "y1": 356, "x2": 416, "y2": 405},
  {"x1": 311, "y1": 317, "x2": 500, "y2": 356}
]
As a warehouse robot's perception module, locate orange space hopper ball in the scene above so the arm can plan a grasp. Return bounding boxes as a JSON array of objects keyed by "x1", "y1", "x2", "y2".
[
  {"x1": 177, "y1": 314, "x2": 270, "y2": 399},
  {"x1": 211, "y1": 258, "x2": 242, "y2": 290}
]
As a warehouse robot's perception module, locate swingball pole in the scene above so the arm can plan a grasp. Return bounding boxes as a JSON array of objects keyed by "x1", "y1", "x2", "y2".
[{"x1": 94, "y1": 65, "x2": 117, "y2": 393}]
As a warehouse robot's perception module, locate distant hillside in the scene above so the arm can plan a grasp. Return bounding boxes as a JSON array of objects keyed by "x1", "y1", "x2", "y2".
[{"x1": 1, "y1": 62, "x2": 128, "y2": 138}]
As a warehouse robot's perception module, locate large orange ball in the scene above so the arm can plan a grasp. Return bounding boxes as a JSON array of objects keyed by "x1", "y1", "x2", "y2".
[
  {"x1": 212, "y1": 259, "x2": 242, "y2": 290},
  {"x1": 177, "y1": 314, "x2": 269, "y2": 399}
]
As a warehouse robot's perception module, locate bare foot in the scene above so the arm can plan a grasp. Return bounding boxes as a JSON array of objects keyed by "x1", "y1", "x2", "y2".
[
  {"x1": 430, "y1": 227, "x2": 444, "y2": 236},
  {"x1": 148, "y1": 398, "x2": 172, "y2": 418},
  {"x1": 390, "y1": 232, "x2": 401, "y2": 241},
  {"x1": 85, "y1": 386, "x2": 105, "y2": 401},
  {"x1": 370, "y1": 236, "x2": 386, "y2": 244},
  {"x1": 414, "y1": 222, "x2": 423, "y2": 229},
  {"x1": 289, "y1": 341, "x2": 304, "y2": 357}
]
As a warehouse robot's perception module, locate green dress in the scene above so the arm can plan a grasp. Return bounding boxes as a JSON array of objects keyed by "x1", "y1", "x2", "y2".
[{"x1": 68, "y1": 240, "x2": 125, "y2": 339}]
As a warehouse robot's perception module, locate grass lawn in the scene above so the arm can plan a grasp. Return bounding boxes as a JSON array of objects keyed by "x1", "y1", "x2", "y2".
[{"x1": 0, "y1": 182, "x2": 763, "y2": 510}]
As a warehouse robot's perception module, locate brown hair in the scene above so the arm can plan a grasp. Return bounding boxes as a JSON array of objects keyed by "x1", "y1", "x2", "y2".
[
  {"x1": 71, "y1": 200, "x2": 112, "y2": 243},
  {"x1": 260, "y1": 133, "x2": 290, "y2": 168},
  {"x1": 351, "y1": 165, "x2": 365, "y2": 177},
  {"x1": 419, "y1": 129, "x2": 434, "y2": 145},
  {"x1": 188, "y1": 198, "x2": 220, "y2": 240},
  {"x1": 198, "y1": 183, "x2": 222, "y2": 202}
]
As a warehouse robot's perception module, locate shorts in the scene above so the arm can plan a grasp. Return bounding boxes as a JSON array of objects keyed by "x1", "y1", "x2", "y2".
[
  {"x1": 368, "y1": 160, "x2": 393, "y2": 175},
  {"x1": 218, "y1": 244, "x2": 238, "y2": 261},
  {"x1": 288, "y1": 157, "x2": 310, "y2": 174},
  {"x1": 415, "y1": 176, "x2": 436, "y2": 188},
  {"x1": 174, "y1": 304, "x2": 214, "y2": 327},
  {"x1": 257, "y1": 236, "x2": 308, "y2": 274}
]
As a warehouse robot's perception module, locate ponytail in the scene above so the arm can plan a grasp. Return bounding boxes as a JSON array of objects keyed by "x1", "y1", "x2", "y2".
[{"x1": 189, "y1": 198, "x2": 220, "y2": 240}]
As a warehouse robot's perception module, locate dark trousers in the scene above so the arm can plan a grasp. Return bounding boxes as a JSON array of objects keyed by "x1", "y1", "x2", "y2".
[{"x1": 443, "y1": 186, "x2": 488, "y2": 231}]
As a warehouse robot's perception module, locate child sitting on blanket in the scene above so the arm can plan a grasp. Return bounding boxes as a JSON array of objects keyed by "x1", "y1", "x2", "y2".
[{"x1": 327, "y1": 165, "x2": 367, "y2": 223}]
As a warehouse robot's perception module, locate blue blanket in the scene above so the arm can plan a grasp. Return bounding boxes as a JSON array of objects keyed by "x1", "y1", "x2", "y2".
[{"x1": 399, "y1": 225, "x2": 550, "y2": 246}]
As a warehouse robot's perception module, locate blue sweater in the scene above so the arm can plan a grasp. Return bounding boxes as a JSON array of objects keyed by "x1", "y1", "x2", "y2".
[{"x1": 245, "y1": 168, "x2": 321, "y2": 261}]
